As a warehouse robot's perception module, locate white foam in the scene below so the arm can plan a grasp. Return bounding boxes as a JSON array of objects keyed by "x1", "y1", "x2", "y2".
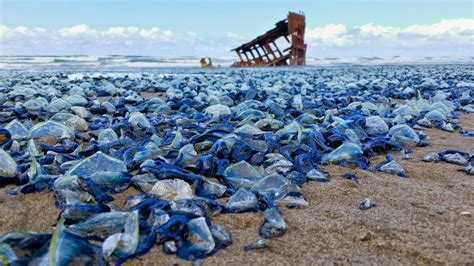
[{"x1": 0, "y1": 55, "x2": 472, "y2": 70}]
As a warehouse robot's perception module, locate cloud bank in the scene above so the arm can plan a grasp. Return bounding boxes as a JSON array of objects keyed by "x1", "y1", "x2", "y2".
[
  {"x1": 1, "y1": 19, "x2": 473, "y2": 57},
  {"x1": 306, "y1": 19, "x2": 474, "y2": 57}
]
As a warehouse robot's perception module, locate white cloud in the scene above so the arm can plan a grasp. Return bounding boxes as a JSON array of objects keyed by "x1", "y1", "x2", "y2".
[
  {"x1": 355, "y1": 23, "x2": 399, "y2": 37},
  {"x1": 403, "y1": 19, "x2": 473, "y2": 36},
  {"x1": 306, "y1": 18, "x2": 474, "y2": 56},
  {"x1": 33, "y1": 27, "x2": 47, "y2": 33},
  {"x1": 0, "y1": 19, "x2": 473, "y2": 57},
  {"x1": 59, "y1": 24, "x2": 96, "y2": 37},
  {"x1": 163, "y1": 30, "x2": 173, "y2": 41},
  {"x1": 106, "y1": 27, "x2": 127, "y2": 35},
  {"x1": 227, "y1": 32, "x2": 244, "y2": 40},
  {"x1": 15, "y1": 26, "x2": 29, "y2": 34},
  {"x1": 139, "y1": 27, "x2": 160, "y2": 38},
  {"x1": 0, "y1": 25, "x2": 8, "y2": 36},
  {"x1": 307, "y1": 24, "x2": 350, "y2": 46}
]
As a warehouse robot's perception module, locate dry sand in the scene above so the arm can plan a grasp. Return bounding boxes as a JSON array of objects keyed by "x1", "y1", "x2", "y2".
[{"x1": 1, "y1": 114, "x2": 473, "y2": 265}]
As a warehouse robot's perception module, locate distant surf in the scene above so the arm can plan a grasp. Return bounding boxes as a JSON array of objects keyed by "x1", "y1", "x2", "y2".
[{"x1": 0, "y1": 55, "x2": 472, "y2": 70}]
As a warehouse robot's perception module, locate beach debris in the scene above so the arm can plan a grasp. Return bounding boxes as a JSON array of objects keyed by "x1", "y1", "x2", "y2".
[
  {"x1": 205, "y1": 104, "x2": 231, "y2": 118},
  {"x1": 67, "y1": 212, "x2": 131, "y2": 238},
  {"x1": 50, "y1": 219, "x2": 100, "y2": 265},
  {"x1": 225, "y1": 188, "x2": 259, "y2": 213},
  {"x1": 388, "y1": 124, "x2": 420, "y2": 147},
  {"x1": 422, "y1": 152, "x2": 440, "y2": 162},
  {"x1": 67, "y1": 151, "x2": 128, "y2": 177},
  {"x1": 365, "y1": 116, "x2": 389, "y2": 136},
  {"x1": 323, "y1": 142, "x2": 367, "y2": 169},
  {"x1": 378, "y1": 160, "x2": 406, "y2": 177},
  {"x1": 243, "y1": 239, "x2": 268, "y2": 252},
  {"x1": 358, "y1": 230, "x2": 373, "y2": 241},
  {"x1": 163, "y1": 240, "x2": 178, "y2": 254},
  {"x1": 401, "y1": 150, "x2": 413, "y2": 160},
  {"x1": 224, "y1": 161, "x2": 263, "y2": 189},
  {"x1": 359, "y1": 198, "x2": 376, "y2": 210},
  {"x1": 442, "y1": 153, "x2": 469, "y2": 166},
  {"x1": 376, "y1": 155, "x2": 406, "y2": 177},
  {"x1": 149, "y1": 179, "x2": 194, "y2": 201},
  {"x1": 0, "y1": 149, "x2": 17, "y2": 178},
  {"x1": 102, "y1": 211, "x2": 140, "y2": 263},
  {"x1": 4, "y1": 121, "x2": 28, "y2": 140},
  {"x1": 461, "y1": 131, "x2": 474, "y2": 137},
  {"x1": 306, "y1": 169, "x2": 330, "y2": 182},
  {"x1": 200, "y1": 58, "x2": 213, "y2": 68},
  {"x1": 176, "y1": 217, "x2": 215, "y2": 260},
  {"x1": 28, "y1": 120, "x2": 75, "y2": 141},
  {"x1": 423, "y1": 150, "x2": 472, "y2": 172},
  {"x1": 343, "y1": 173, "x2": 359, "y2": 183},
  {"x1": 210, "y1": 224, "x2": 232, "y2": 249},
  {"x1": 462, "y1": 163, "x2": 474, "y2": 175},
  {"x1": 259, "y1": 207, "x2": 287, "y2": 239},
  {"x1": 0, "y1": 64, "x2": 472, "y2": 263}
]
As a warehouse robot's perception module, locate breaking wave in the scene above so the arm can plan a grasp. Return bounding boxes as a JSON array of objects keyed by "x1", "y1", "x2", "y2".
[{"x1": 0, "y1": 55, "x2": 472, "y2": 71}]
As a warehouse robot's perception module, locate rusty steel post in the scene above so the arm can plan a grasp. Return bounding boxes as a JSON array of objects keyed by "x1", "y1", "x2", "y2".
[{"x1": 231, "y1": 12, "x2": 306, "y2": 67}]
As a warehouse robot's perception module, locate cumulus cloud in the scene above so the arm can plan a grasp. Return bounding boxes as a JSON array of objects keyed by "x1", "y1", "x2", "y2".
[
  {"x1": 58, "y1": 24, "x2": 96, "y2": 37},
  {"x1": 0, "y1": 19, "x2": 473, "y2": 57},
  {"x1": 307, "y1": 24, "x2": 350, "y2": 47},
  {"x1": 306, "y1": 19, "x2": 474, "y2": 57},
  {"x1": 0, "y1": 24, "x2": 245, "y2": 57},
  {"x1": 227, "y1": 32, "x2": 244, "y2": 40}
]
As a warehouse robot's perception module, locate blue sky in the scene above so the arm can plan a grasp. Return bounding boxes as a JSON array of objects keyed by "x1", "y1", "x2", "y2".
[{"x1": 1, "y1": 0, "x2": 473, "y2": 57}]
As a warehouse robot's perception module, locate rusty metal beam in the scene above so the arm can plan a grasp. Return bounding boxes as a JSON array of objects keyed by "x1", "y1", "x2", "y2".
[
  {"x1": 271, "y1": 41, "x2": 283, "y2": 57},
  {"x1": 236, "y1": 51, "x2": 243, "y2": 62},
  {"x1": 243, "y1": 52, "x2": 250, "y2": 61},
  {"x1": 231, "y1": 12, "x2": 306, "y2": 67},
  {"x1": 263, "y1": 43, "x2": 276, "y2": 60},
  {"x1": 258, "y1": 44, "x2": 271, "y2": 61}
]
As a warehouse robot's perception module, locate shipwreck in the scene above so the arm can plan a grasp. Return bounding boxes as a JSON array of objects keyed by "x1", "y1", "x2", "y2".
[{"x1": 231, "y1": 12, "x2": 306, "y2": 67}]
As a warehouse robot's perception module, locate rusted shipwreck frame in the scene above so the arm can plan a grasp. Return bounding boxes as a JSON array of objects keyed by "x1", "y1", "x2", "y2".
[{"x1": 231, "y1": 12, "x2": 306, "y2": 67}]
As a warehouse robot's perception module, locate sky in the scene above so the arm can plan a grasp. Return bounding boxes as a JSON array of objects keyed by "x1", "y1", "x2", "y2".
[{"x1": 0, "y1": 0, "x2": 473, "y2": 57}]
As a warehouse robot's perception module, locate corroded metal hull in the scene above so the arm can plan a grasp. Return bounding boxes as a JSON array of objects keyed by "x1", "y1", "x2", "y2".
[{"x1": 231, "y1": 12, "x2": 306, "y2": 67}]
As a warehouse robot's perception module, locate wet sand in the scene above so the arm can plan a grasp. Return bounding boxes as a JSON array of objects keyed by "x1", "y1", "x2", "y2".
[{"x1": 1, "y1": 113, "x2": 473, "y2": 265}]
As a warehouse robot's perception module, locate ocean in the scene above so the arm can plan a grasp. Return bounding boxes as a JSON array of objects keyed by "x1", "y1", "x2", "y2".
[{"x1": 1, "y1": 55, "x2": 472, "y2": 71}]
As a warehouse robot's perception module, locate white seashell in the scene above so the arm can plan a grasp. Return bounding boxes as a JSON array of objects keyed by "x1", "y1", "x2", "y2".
[{"x1": 150, "y1": 179, "x2": 194, "y2": 201}]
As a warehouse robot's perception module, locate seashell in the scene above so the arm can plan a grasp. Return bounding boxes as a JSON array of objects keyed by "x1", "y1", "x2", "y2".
[{"x1": 150, "y1": 179, "x2": 194, "y2": 201}]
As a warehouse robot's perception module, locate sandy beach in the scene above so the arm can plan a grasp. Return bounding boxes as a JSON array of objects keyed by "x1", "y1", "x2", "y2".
[
  {"x1": 2, "y1": 0, "x2": 473, "y2": 264},
  {"x1": 1, "y1": 112, "x2": 472, "y2": 265}
]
